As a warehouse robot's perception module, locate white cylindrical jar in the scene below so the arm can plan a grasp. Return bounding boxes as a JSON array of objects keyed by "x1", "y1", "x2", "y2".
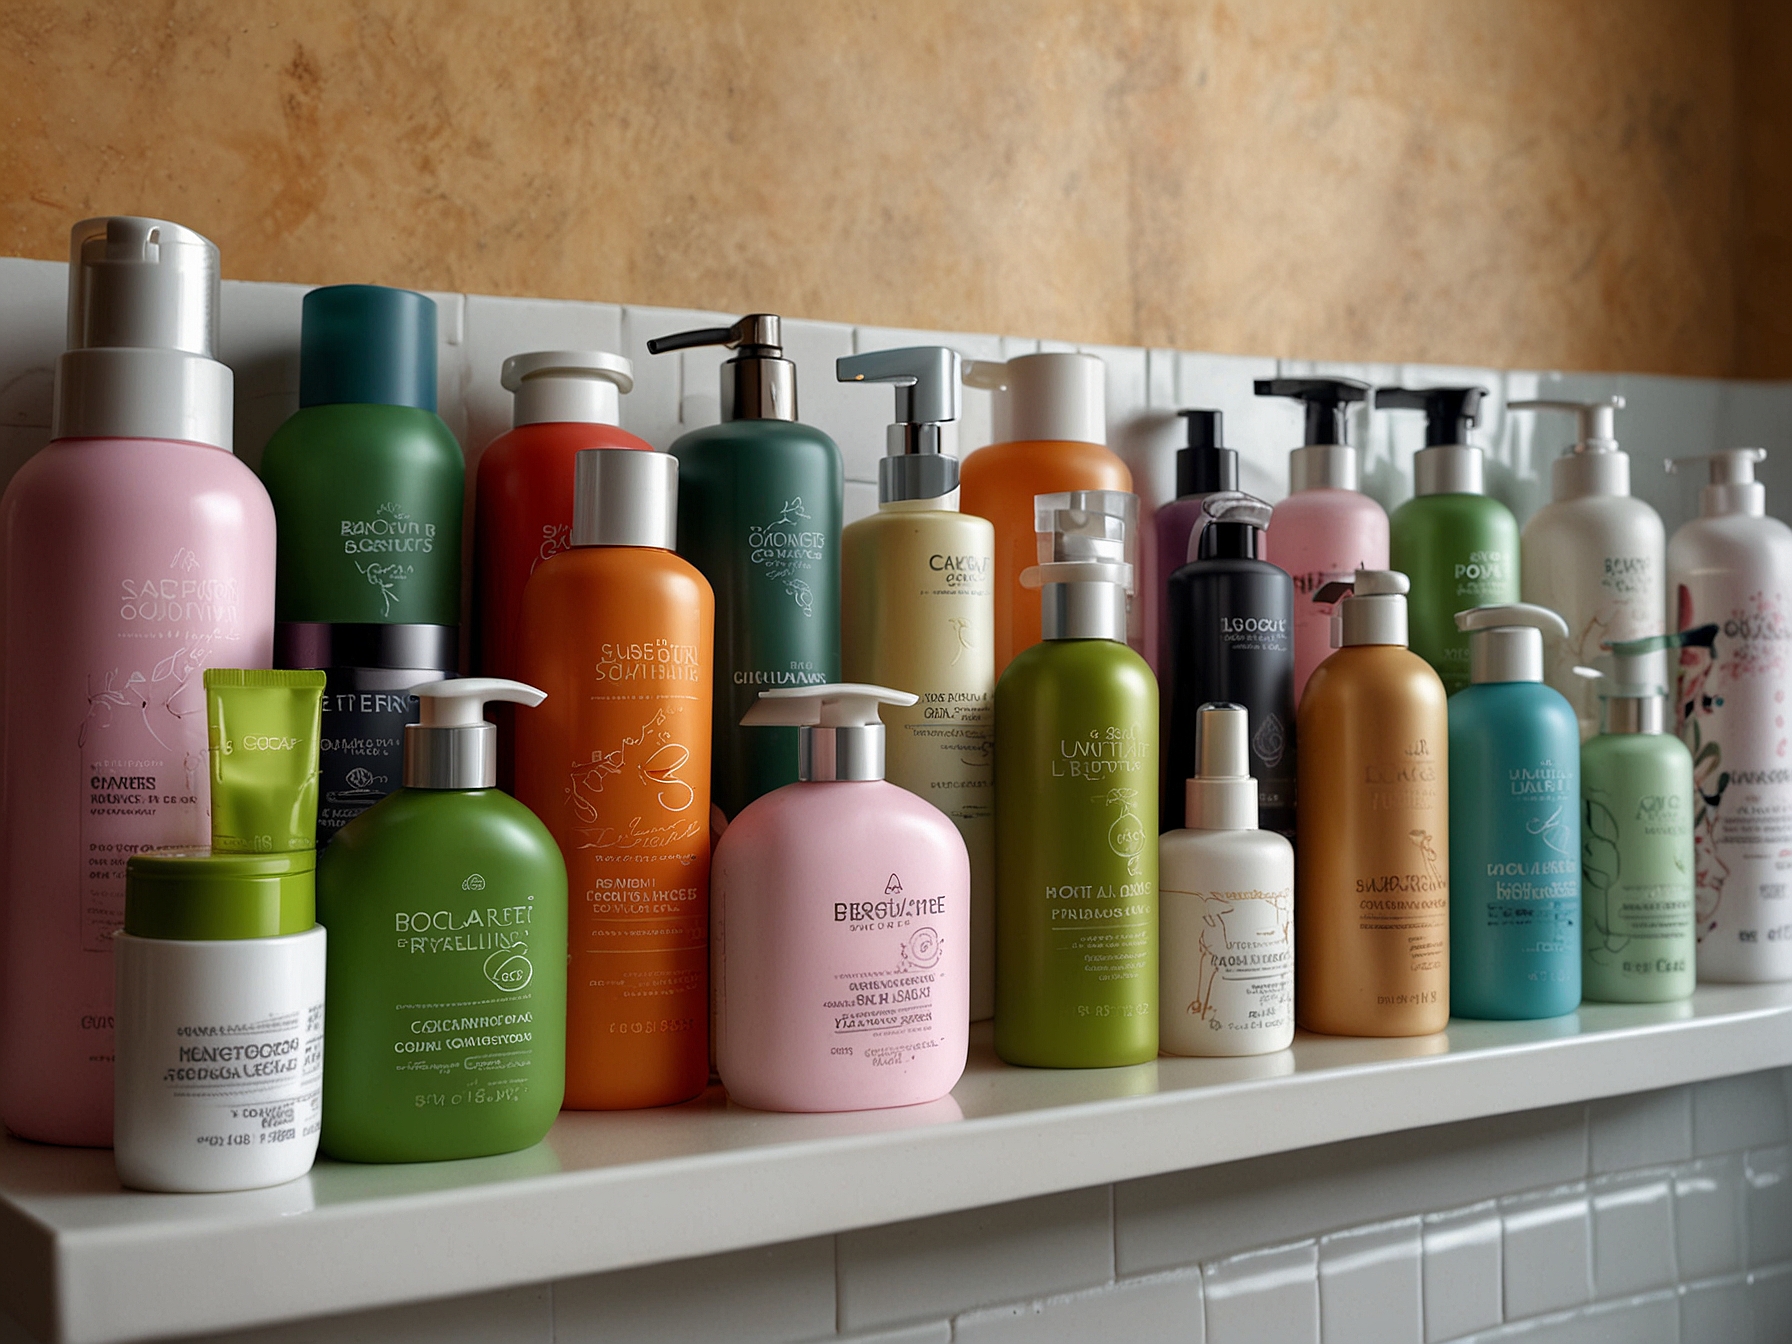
[{"x1": 114, "y1": 849, "x2": 325, "y2": 1192}]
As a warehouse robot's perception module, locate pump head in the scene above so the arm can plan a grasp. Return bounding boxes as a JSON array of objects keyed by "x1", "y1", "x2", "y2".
[
  {"x1": 1184, "y1": 702, "x2": 1257, "y2": 831},
  {"x1": 1313, "y1": 569, "x2": 1410, "y2": 648},
  {"x1": 646, "y1": 314, "x2": 795, "y2": 423},
  {"x1": 1175, "y1": 409, "x2": 1237, "y2": 497},
  {"x1": 1508, "y1": 395, "x2": 1628, "y2": 500},
  {"x1": 962, "y1": 352, "x2": 1106, "y2": 445},
  {"x1": 837, "y1": 346, "x2": 962, "y2": 502},
  {"x1": 404, "y1": 678, "x2": 546, "y2": 789},
  {"x1": 1666, "y1": 449, "x2": 1768, "y2": 519},
  {"x1": 1375, "y1": 386, "x2": 1486, "y2": 447},
  {"x1": 501, "y1": 350, "x2": 633, "y2": 429},
  {"x1": 1578, "y1": 625, "x2": 1719, "y2": 735},
  {"x1": 1255, "y1": 377, "x2": 1369, "y2": 492},
  {"x1": 741, "y1": 682, "x2": 916, "y2": 782},
  {"x1": 1193, "y1": 491, "x2": 1273, "y2": 563},
  {"x1": 1508, "y1": 396, "x2": 1624, "y2": 454},
  {"x1": 1453, "y1": 603, "x2": 1568, "y2": 684},
  {"x1": 1023, "y1": 490, "x2": 1139, "y2": 642}
]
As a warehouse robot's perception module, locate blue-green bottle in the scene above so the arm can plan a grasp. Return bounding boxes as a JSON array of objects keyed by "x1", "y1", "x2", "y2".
[{"x1": 1448, "y1": 604, "x2": 1581, "y2": 1019}]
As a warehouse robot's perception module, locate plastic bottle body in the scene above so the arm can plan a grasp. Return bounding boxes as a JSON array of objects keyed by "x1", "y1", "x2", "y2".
[
  {"x1": 671, "y1": 419, "x2": 842, "y2": 822},
  {"x1": 1148, "y1": 493, "x2": 1217, "y2": 676},
  {"x1": 1447, "y1": 682, "x2": 1582, "y2": 1019},
  {"x1": 994, "y1": 637, "x2": 1159, "y2": 1067},
  {"x1": 515, "y1": 544, "x2": 713, "y2": 1109},
  {"x1": 1391, "y1": 493, "x2": 1521, "y2": 695},
  {"x1": 0, "y1": 436, "x2": 276, "y2": 1146},
  {"x1": 1262, "y1": 487, "x2": 1389, "y2": 704}
]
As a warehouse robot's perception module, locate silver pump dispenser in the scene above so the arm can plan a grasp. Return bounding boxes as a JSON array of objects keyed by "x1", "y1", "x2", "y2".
[
  {"x1": 1455, "y1": 603, "x2": 1568, "y2": 684},
  {"x1": 836, "y1": 346, "x2": 962, "y2": 503},
  {"x1": 1185, "y1": 703, "x2": 1258, "y2": 831},
  {"x1": 1576, "y1": 625, "x2": 1718, "y2": 736},
  {"x1": 1666, "y1": 449, "x2": 1767, "y2": 519},
  {"x1": 404, "y1": 679, "x2": 546, "y2": 789},
  {"x1": 54, "y1": 216, "x2": 233, "y2": 451},
  {"x1": 1508, "y1": 396, "x2": 1629, "y2": 500},
  {"x1": 1314, "y1": 569, "x2": 1410, "y2": 648},
  {"x1": 1023, "y1": 490, "x2": 1139, "y2": 642},
  {"x1": 571, "y1": 448, "x2": 677, "y2": 549},
  {"x1": 502, "y1": 350, "x2": 633, "y2": 428},
  {"x1": 741, "y1": 683, "x2": 916, "y2": 782},
  {"x1": 646, "y1": 314, "x2": 796, "y2": 423}
]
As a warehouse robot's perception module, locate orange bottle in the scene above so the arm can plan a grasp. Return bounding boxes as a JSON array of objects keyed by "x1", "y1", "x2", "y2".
[
  {"x1": 960, "y1": 353, "x2": 1132, "y2": 675},
  {"x1": 516, "y1": 449, "x2": 714, "y2": 1108}
]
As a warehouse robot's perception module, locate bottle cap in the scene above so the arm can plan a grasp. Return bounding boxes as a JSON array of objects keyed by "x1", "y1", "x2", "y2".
[
  {"x1": 1313, "y1": 569, "x2": 1410, "y2": 648},
  {"x1": 53, "y1": 216, "x2": 233, "y2": 450},
  {"x1": 1184, "y1": 703, "x2": 1258, "y2": 831},
  {"x1": 741, "y1": 682, "x2": 916, "y2": 782},
  {"x1": 502, "y1": 350, "x2": 633, "y2": 428},
  {"x1": 1254, "y1": 377, "x2": 1369, "y2": 492},
  {"x1": 572, "y1": 448, "x2": 678, "y2": 549},
  {"x1": 1454, "y1": 603, "x2": 1568, "y2": 684},
  {"x1": 299, "y1": 285, "x2": 438, "y2": 411},
  {"x1": 1666, "y1": 449, "x2": 1767, "y2": 519},
  {"x1": 1508, "y1": 396, "x2": 1629, "y2": 500},
  {"x1": 838, "y1": 346, "x2": 962, "y2": 502},
  {"x1": 1193, "y1": 491, "x2": 1273, "y2": 563},
  {"x1": 647, "y1": 314, "x2": 796, "y2": 423},
  {"x1": 1376, "y1": 386, "x2": 1489, "y2": 496},
  {"x1": 963, "y1": 352, "x2": 1106, "y2": 445},
  {"x1": 1176, "y1": 409, "x2": 1238, "y2": 497},
  {"x1": 404, "y1": 678, "x2": 545, "y2": 789},
  {"x1": 1578, "y1": 625, "x2": 1719, "y2": 735},
  {"x1": 124, "y1": 849, "x2": 315, "y2": 941},
  {"x1": 1023, "y1": 490, "x2": 1139, "y2": 642}
]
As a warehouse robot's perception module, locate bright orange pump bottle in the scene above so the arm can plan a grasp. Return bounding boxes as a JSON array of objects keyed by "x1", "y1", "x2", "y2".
[
  {"x1": 516, "y1": 450, "x2": 714, "y2": 1109},
  {"x1": 960, "y1": 353, "x2": 1131, "y2": 675}
]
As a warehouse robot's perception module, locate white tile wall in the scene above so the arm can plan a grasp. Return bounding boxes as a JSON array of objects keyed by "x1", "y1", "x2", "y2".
[
  {"x1": 1587, "y1": 1088, "x2": 1692, "y2": 1175},
  {"x1": 1422, "y1": 1203, "x2": 1503, "y2": 1342},
  {"x1": 1676, "y1": 1153, "x2": 1749, "y2": 1280},
  {"x1": 1317, "y1": 1218, "x2": 1422, "y2": 1344},
  {"x1": 1588, "y1": 1171, "x2": 1676, "y2": 1299},
  {"x1": 1203, "y1": 1241, "x2": 1320, "y2": 1344},
  {"x1": 1500, "y1": 1185, "x2": 1593, "y2": 1320}
]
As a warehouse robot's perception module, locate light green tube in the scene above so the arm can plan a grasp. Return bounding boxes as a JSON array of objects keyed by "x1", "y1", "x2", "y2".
[{"x1": 204, "y1": 669, "x2": 327, "y2": 853}]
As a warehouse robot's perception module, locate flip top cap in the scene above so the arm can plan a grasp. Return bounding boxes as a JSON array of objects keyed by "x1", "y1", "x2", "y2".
[
  {"x1": 742, "y1": 683, "x2": 916, "y2": 782},
  {"x1": 572, "y1": 448, "x2": 677, "y2": 549},
  {"x1": 839, "y1": 346, "x2": 962, "y2": 502},
  {"x1": 300, "y1": 285, "x2": 438, "y2": 411},
  {"x1": 963, "y1": 352, "x2": 1105, "y2": 445},
  {"x1": 1176, "y1": 409, "x2": 1238, "y2": 496},
  {"x1": 1454, "y1": 603, "x2": 1568, "y2": 684},
  {"x1": 405, "y1": 678, "x2": 545, "y2": 788},
  {"x1": 1313, "y1": 569, "x2": 1409, "y2": 648},
  {"x1": 502, "y1": 350, "x2": 633, "y2": 428}
]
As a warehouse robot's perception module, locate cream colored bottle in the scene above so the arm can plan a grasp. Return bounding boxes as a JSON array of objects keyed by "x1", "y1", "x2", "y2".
[
  {"x1": 1296, "y1": 570, "x2": 1450, "y2": 1036},
  {"x1": 839, "y1": 347, "x2": 997, "y2": 1019}
]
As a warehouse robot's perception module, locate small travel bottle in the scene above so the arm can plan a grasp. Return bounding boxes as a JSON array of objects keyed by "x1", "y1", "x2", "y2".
[
  {"x1": 712, "y1": 684, "x2": 970, "y2": 1112},
  {"x1": 1159, "y1": 704, "x2": 1294, "y2": 1057},
  {"x1": 1147, "y1": 409, "x2": 1236, "y2": 676}
]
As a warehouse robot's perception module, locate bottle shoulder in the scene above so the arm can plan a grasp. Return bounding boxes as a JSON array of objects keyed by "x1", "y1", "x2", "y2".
[
  {"x1": 1169, "y1": 556, "x2": 1292, "y2": 586},
  {"x1": 960, "y1": 439, "x2": 1130, "y2": 490},
  {"x1": 1000, "y1": 638, "x2": 1156, "y2": 697},
  {"x1": 721, "y1": 780, "x2": 959, "y2": 852},
  {"x1": 262, "y1": 405, "x2": 464, "y2": 477},
  {"x1": 477, "y1": 422, "x2": 651, "y2": 476},
  {"x1": 1583, "y1": 731, "x2": 1692, "y2": 768},
  {"x1": 527, "y1": 543, "x2": 712, "y2": 601},
  {"x1": 844, "y1": 507, "x2": 994, "y2": 548},
  {"x1": 1524, "y1": 493, "x2": 1665, "y2": 542},
  {"x1": 1449, "y1": 681, "x2": 1579, "y2": 732},
  {"x1": 1303, "y1": 646, "x2": 1448, "y2": 711},
  {"x1": 5, "y1": 436, "x2": 271, "y2": 508},
  {"x1": 670, "y1": 419, "x2": 842, "y2": 460},
  {"x1": 1391, "y1": 492, "x2": 1518, "y2": 533},
  {"x1": 1160, "y1": 826, "x2": 1292, "y2": 864},
  {"x1": 1669, "y1": 513, "x2": 1792, "y2": 569},
  {"x1": 326, "y1": 789, "x2": 562, "y2": 867}
]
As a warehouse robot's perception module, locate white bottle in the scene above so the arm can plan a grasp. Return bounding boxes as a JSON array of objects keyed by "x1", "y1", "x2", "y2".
[
  {"x1": 1666, "y1": 449, "x2": 1792, "y2": 982},
  {"x1": 1159, "y1": 703, "x2": 1294, "y2": 1056},
  {"x1": 1512, "y1": 397, "x2": 1665, "y2": 741}
]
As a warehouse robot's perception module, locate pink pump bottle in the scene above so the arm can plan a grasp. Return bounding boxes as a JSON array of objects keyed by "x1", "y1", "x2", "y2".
[
  {"x1": 712, "y1": 684, "x2": 970, "y2": 1112},
  {"x1": 0, "y1": 218, "x2": 276, "y2": 1146}
]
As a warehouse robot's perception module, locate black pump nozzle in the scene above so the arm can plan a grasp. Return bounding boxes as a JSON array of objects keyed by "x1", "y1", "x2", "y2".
[
  {"x1": 1175, "y1": 408, "x2": 1236, "y2": 497},
  {"x1": 1253, "y1": 378, "x2": 1369, "y2": 446},
  {"x1": 1375, "y1": 385, "x2": 1487, "y2": 447},
  {"x1": 646, "y1": 313, "x2": 784, "y2": 358},
  {"x1": 645, "y1": 314, "x2": 795, "y2": 423}
]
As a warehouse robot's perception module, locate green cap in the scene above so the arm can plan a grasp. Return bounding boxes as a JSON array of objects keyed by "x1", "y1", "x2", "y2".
[
  {"x1": 299, "y1": 284, "x2": 437, "y2": 411},
  {"x1": 125, "y1": 849, "x2": 316, "y2": 940}
]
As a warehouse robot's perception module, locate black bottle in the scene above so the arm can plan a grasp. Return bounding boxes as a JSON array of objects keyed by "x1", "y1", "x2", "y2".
[{"x1": 1163, "y1": 492, "x2": 1296, "y2": 835}]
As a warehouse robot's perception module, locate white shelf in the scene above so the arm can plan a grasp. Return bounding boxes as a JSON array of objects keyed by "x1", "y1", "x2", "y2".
[{"x1": 6, "y1": 984, "x2": 1792, "y2": 1343}]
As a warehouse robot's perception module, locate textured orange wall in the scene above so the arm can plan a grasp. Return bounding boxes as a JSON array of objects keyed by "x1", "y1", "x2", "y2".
[{"x1": 0, "y1": 0, "x2": 1775, "y2": 375}]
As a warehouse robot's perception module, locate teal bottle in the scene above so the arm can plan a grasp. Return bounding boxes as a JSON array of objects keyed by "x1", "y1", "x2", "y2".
[
  {"x1": 648, "y1": 316, "x2": 843, "y2": 820},
  {"x1": 1447, "y1": 604, "x2": 1581, "y2": 1018}
]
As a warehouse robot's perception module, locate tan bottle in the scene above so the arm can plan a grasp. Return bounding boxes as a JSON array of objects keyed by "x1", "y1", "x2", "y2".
[{"x1": 1296, "y1": 569, "x2": 1450, "y2": 1036}]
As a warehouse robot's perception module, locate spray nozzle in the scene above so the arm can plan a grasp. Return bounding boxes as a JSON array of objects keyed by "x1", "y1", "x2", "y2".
[
  {"x1": 1508, "y1": 396, "x2": 1625, "y2": 454},
  {"x1": 1184, "y1": 702, "x2": 1258, "y2": 831},
  {"x1": 741, "y1": 683, "x2": 915, "y2": 782},
  {"x1": 839, "y1": 347, "x2": 963, "y2": 502},
  {"x1": 1253, "y1": 377, "x2": 1369, "y2": 447},
  {"x1": 1022, "y1": 490, "x2": 1139, "y2": 641},
  {"x1": 405, "y1": 679, "x2": 546, "y2": 789},
  {"x1": 1454, "y1": 604, "x2": 1567, "y2": 684},
  {"x1": 1375, "y1": 385, "x2": 1487, "y2": 447}
]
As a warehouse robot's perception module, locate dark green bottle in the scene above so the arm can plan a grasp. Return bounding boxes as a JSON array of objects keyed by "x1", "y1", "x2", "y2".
[{"x1": 649, "y1": 316, "x2": 842, "y2": 819}]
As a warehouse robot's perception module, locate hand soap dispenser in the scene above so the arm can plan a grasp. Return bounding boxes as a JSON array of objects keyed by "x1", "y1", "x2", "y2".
[
  {"x1": 318, "y1": 679, "x2": 567, "y2": 1161},
  {"x1": 712, "y1": 684, "x2": 970, "y2": 1112},
  {"x1": 1447, "y1": 604, "x2": 1581, "y2": 1020},
  {"x1": 838, "y1": 347, "x2": 996, "y2": 1021},
  {"x1": 648, "y1": 316, "x2": 843, "y2": 823},
  {"x1": 1257, "y1": 378, "x2": 1391, "y2": 704},
  {"x1": 1664, "y1": 449, "x2": 1792, "y2": 982},
  {"x1": 1380, "y1": 386, "x2": 1521, "y2": 694},
  {"x1": 1510, "y1": 397, "x2": 1664, "y2": 741},
  {"x1": 1148, "y1": 410, "x2": 1237, "y2": 675}
]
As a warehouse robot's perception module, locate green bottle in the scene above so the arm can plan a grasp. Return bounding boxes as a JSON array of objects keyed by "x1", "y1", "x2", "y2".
[
  {"x1": 648, "y1": 316, "x2": 843, "y2": 820},
  {"x1": 318, "y1": 679, "x2": 566, "y2": 1162},
  {"x1": 995, "y1": 491, "x2": 1158, "y2": 1067},
  {"x1": 1381, "y1": 386, "x2": 1520, "y2": 695}
]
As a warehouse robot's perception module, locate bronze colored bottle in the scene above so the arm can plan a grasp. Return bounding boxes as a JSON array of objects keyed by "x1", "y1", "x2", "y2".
[{"x1": 1296, "y1": 570, "x2": 1450, "y2": 1036}]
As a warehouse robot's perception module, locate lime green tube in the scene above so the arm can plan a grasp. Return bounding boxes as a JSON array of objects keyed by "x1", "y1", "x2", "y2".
[{"x1": 204, "y1": 669, "x2": 326, "y2": 853}]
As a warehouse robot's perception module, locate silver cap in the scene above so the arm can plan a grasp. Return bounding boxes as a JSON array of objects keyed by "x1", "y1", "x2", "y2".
[
  {"x1": 1413, "y1": 445, "x2": 1485, "y2": 496},
  {"x1": 404, "y1": 679, "x2": 546, "y2": 789},
  {"x1": 572, "y1": 449, "x2": 677, "y2": 549},
  {"x1": 1289, "y1": 445, "x2": 1359, "y2": 492}
]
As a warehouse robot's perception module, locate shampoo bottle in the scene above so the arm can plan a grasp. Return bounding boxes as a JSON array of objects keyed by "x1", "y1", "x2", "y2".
[
  {"x1": 1159, "y1": 703, "x2": 1294, "y2": 1057},
  {"x1": 0, "y1": 217, "x2": 276, "y2": 1147},
  {"x1": 1511, "y1": 397, "x2": 1663, "y2": 740},
  {"x1": 1296, "y1": 570, "x2": 1449, "y2": 1037},
  {"x1": 260, "y1": 285, "x2": 464, "y2": 842},
  {"x1": 959, "y1": 353, "x2": 1131, "y2": 676},
  {"x1": 1257, "y1": 379, "x2": 1391, "y2": 704},
  {"x1": 838, "y1": 347, "x2": 996, "y2": 1020},
  {"x1": 1447, "y1": 604, "x2": 1581, "y2": 1019},
  {"x1": 1381, "y1": 386, "x2": 1521, "y2": 694},
  {"x1": 647, "y1": 316, "x2": 842, "y2": 823},
  {"x1": 515, "y1": 450, "x2": 713, "y2": 1109},
  {"x1": 712, "y1": 684, "x2": 970, "y2": 1112},
  {"x1": 1665, "y1": 449, "x2": 1792, "y2": 981},
  {"x1": 318, "y1": 680, "x2": 566, "y2": 1161},
  {"x1": 1147, "y1": 410, "x2": 1236, "y2": 676},
  {"x1": 1162, "y1": 493, "x2": 1295, "y2": 836},
  {"x1": 994, "y1": 491, "x2": 1158, "y2": 1067}
]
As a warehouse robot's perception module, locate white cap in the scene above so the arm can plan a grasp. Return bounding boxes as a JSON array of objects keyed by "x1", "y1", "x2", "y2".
[
  {"x1": 1314, "y1": 569, "x2": 1410, "y2": 647},
  {"x1": 1509, "y1": 397, "x2": 1630, "y2": 501},
  {"x1": 1454, "y1": 604, "x2": 1568, "y2": 684},
  {"x1": 1667, "y1": 449, "x2": 1767, "y2": 519},
  {"x1": 964, "y1": 352, "x2": 1106, "y2": 445},
  {"x1": 742, "y1": 683, "x2": 916, "y2": 782},
  {"x1": 502, "y1": 350, "x2": 633, "y2": 428},
  {"x1": 404, "y1": 678, "x2": 546, "y2": 789},
  {"x1": 1185, "y1": 703, "x2": 1257, "y2": 831}
]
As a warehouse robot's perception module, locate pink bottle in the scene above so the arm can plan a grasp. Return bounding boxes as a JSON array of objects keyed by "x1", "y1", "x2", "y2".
[
  {"x1": 0, "y1": 218, "x2": 276, "y2": 1146},
  {"x1": 712, "y1": 684, "x2": 970, "y2": 1112},
  {"x1": 1257, "y1": 378, "x2": 1389, "y2": 703}
]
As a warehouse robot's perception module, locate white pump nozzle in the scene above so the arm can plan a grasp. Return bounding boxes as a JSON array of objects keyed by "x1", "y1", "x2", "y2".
[
  {"x1": 405, "y1": 678, "x2": 546, "y2": 788},
  {"x1": 1454, "y1": 603, "x2": 1568, "y2": 684},
  {"x1": 742, "y1": 683, "x2": 916, "y2": 782},
  {"x1": 1313, "y1": 569, "x2": 1410, "y2": 648},
  {"x1": 1509, "y1": 396, "x2": 1625, "y2": 453},
  {"x1": 1666, "y1": 449, "x2": 1767, "y2": 518},
  {"x1": 1184, "y1": 703, "x2": 1257, "y2": 831},
  {"x1": 1509, "y1": 396, "x2": 1629, "y2": 501}
]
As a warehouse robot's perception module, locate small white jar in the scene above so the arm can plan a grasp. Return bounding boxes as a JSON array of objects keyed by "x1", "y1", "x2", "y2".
[{"x1": 114, "y1": 849, "x2": 325, "y2": 1193}]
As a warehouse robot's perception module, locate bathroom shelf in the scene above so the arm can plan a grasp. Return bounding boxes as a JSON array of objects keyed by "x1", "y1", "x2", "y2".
[{"x1": 5, "y1": 984, "x2": 1792, "y2": 1344}]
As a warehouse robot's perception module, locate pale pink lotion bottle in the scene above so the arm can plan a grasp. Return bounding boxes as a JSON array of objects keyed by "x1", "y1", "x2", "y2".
[
  {"x1": 713, "y1": 684, "x2": 970, "y2": 1112},
  {"x1": 0, "y1": 218, "x2": 276, "y2": 1145}
]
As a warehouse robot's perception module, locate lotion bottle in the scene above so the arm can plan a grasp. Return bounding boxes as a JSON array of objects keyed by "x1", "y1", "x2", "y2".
[
  {"x1": 1664, "y1": 449, "x2": 1792, "y2": 981},
  {"x1": 1147, "y1": 410, "x2": 1236, "y2": 676},
  {"x1": 712, "y1": 684, "x2": 970, "y2": 1112},
  {"x1": 1159, "y1": 703, "x2": 1294, "y2": 1057},
  {"x1": 838, "y1": 347, "x2": 996, "y2": 1020},
  {"x1": 1296, "y1": 570, "x2": 1449, "y2": 1037}
]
